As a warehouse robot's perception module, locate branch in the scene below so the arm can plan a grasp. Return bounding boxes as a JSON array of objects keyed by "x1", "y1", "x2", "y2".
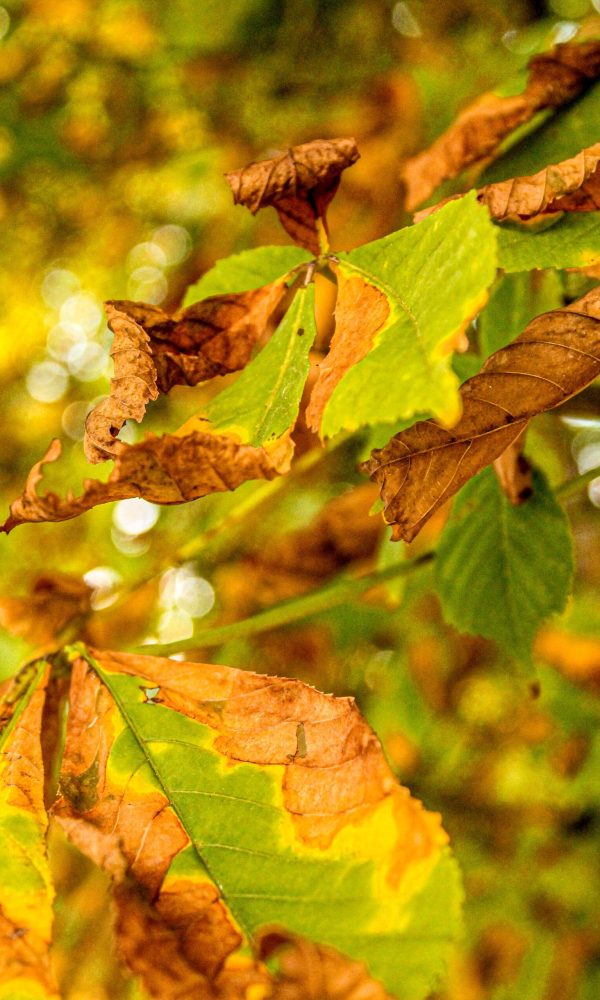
[{"x1": 137, "y1": 551, "x2": 434, "y2": 656}]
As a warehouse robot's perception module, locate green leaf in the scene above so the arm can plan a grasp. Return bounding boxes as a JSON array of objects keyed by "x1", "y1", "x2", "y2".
[
  {"x1": 478, "y1": 271, "x2": 563, "y2": 356},
  {"x1": 497, "y1": 212, "x2": 600, "y2": 272},
  {"x1": 205, "y1": 284, "x2": 317, "y2": 446},
  {"x1": 183, "y1": 246, "x2": 312, "y2": 305},
  {"x1": 321, "y1": 193, "x2": 497, "y2": 436},
  {"x1": 436, "y1": 467, "x2": 573, "y2": 663},
  {"x1": 61, "y1": 646, "x2": 463, "y2": 1000},
  {"x1": 480, "y1": 82, "x2": 600, "y2": 184},
  {"x1": 0, "y1": 661, "x2": 58, "y2": 999}
]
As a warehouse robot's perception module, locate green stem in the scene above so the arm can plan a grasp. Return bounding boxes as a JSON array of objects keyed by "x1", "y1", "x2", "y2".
[
  {"x1": 555, "y1": 465, "x2": 600, "y2": 501},
  {"x1": 137, "y1": 551, "x2": 434, "y2": 656}
]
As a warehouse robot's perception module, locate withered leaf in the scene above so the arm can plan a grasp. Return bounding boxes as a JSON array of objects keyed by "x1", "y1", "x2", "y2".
[
  {"x1": 476, "y1": 141, "x2": 600, "y2": 219},
  {"x1": 258, "y1": 929, "x2": 394, "y2": 1000},
  {"x1": 54, "y1": 645, "x2": 457, "y2": 1000},
  {"x1": 401, "y1": 40, "x2": 600, "y2": 210},
  {"x1": 364, "y1": 286, "x2": 600, "y2": 541},
  {"x1": 85, "y1": 281, "x2": 286, "y2": 463},
  {"x1": 0, "y1": 572, "x2": 92, "y2": 647},
  {"x1": 306, "y1": 274, "x2": 390, "y2": 432},
  {"x1": 2, "y1": 431, "x2": 292, "y2": 533},
  {"x1": 226, "y1": 138, "x2": 360, "y2": 255},
  {"x1": 417, "y1": 142, "x2": 600, "y2": 222}
]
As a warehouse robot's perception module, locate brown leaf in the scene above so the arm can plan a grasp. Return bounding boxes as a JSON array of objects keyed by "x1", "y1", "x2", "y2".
[
  {"x1": 306, "y1": 275, "x2": 390, "y2": 432},
  {"x1": 401, "y1": 40, "x2": 600, "y2": 210},
  {"x1": 114, "y1": 881, "x2": 269, "y2": 1000},
  {"x1": 476, "y1": 142, "x2": 600, "y2": 220},
  {"x1": 364, "y1": 286, "x2": 600, "y2": 541},
  {"x1": 2, "y1": 431, "x2": 292, "y2": 533},
  {"x1": 0, "y1": 572, "x2": 92, "y2": 646},
  {"x1": 226, "y1": 138, "x2": 360, "y2": 254},
  {"x1": 85, "y1": 282, "x2": 286, "y2": 462},
  {"x1": 258, "y1": 929, "x2": 394, "y2": 1000}
]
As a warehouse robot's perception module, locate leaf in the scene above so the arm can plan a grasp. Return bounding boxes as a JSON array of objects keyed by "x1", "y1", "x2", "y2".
[
  {"x1": 226, "y1": 138, "x2": 360, "y2": 254},
  {"x1": 0, "y1": 661, "x2": 58, "y2": 999},
  {"x1": 309, "y1": 194, "x2": 497, "y2": 437},
  {"x1": 0, "y1": 572, "x2": 92, "y2": 647},
  {"x1": 475, "y1": 142, "x2": 600, "y2": 220},
  {"x1": 257, "y1": 928, "x2": 394, "y2": 999},
  {"x1": 480, "y1": 77, "x2": 600, "y2": 185},
  {"x1": 497, "y1": 211, "x2": 600, "y2": 272},
  {"x1": 435, "y1": 467, "x2": 573, "y2": 662},
  {"x1": 2, "y1": 431, "x2": 292, "y2": 533},
  {"x1": 183, "y1": 246, "x2": 312, "y2": 305},
  {"x1": 364, "y1": 286, "x2": 600, "y2": 542},
  {"x1": 478, "y1": 271, "x2": 563, "y2": 357},
  {"x1": 401, "y1": 40, "x2": 600, "y2": 210},
  {"x1": 203, "y1": 284, "x2": 317, "y2": 446},
  {"x1": 416, "y1": 144, "x2": 600, "y2": 223},
  {"x1": 55, "y1": 645, "x2": 462, "y2": 1000},
  {"x1": 85, "y1": 279, "x2": 288, "y2": 463}
]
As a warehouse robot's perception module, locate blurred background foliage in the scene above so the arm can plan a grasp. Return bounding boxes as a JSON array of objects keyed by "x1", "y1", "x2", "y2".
[{"x1": 2, "y1": 0, "x2": 600, "y2": 997}]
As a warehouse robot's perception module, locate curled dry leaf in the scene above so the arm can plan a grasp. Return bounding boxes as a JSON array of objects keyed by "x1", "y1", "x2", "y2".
[
  {"x1": 476, "y1": 142, "x2": 600, "y2": 220},
  {"x1": 401, "y1": 40, "x2": 600, "y2": 210},
  {"x1": 0, "y1": 572, "x2": 92, "y2": 646},
  {"x1": 364, "y1": 287, "x2": 600, "y2": 542},
  {"x1": 0, "y1": 661, "x2": 59, "y2": 998},
  {"x1": 306, "y1": 274, "x2": 390, "y2": 432},
  {"x1": 1, "y1": 431, "x2": 292, "y2": 533},
  {"x1": 54, "y1": 645, "x2": 458, "y2": 1000},
  {"x1": 258, "y1": 928, "x2": 394, "y2": 1000},
  {"x1": 416, "y1": 143, "x2": 600, "y2": 223},
  {"x1": 85, "y1": 281, "x2": 286, "y2": 462},
  {"x1": 226, "y1": 138, "x2": 360, "y2": 255}
]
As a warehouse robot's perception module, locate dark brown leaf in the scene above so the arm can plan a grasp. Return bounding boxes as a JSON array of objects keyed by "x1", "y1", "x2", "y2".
[
  {"x1": 364, "y1": 287, "x2": 600, "y2": 541},
  {"x1": 401, "y1": 40, "x2": 600, "y2": 211},
  {"x1": 85, "y1": 283, "x2": 286, "y2": 463},
  {"x1": 226, "y1": 138, "x2": 360, "y2": 254},
  {"x1": 2, "y1": 431, "x2": 292, "y2": 533},
  {"x1": 258, "y1": 929, "x2": 394, "y2": 1000}
]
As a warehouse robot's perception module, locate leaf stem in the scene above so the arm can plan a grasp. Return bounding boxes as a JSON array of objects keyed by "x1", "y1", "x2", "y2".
[
  {"x1": 555, "y1": 465, "x2": 600, "y2": 501},
  {"x1": 136, "y1": 551, "x2": 434, "y2": 656}
]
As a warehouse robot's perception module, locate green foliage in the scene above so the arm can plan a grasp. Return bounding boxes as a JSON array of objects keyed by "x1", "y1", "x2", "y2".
[
  {"x1": 321, "y1": 194, "x2": 497, "y2": 436},
  {"x1": 436, "y1": 467, "x2": 574, "y2": 662},
  {"x1": 206, "y1": 284, "x2": 317, "y2": 444},
  {"x1": 183, "y1": 246, "x2": 312, "y2": 303},
  {"x1": 497, "y1": 213, "x2": 600, "y2": 272}
]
